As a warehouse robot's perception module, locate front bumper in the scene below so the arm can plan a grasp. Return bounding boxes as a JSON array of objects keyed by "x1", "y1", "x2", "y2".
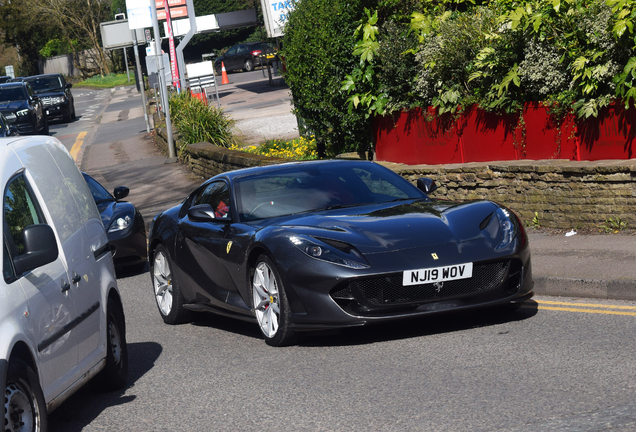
[
  {"x1": 3, "y1": 113, "x2": 37, "y2": 134},
  {"x1": 276, "y1": 243, "x2": 533, "y2": 331},
  {"x1": 107, "y1": 214, "x2": 147, "y2": 267},
  {"x1": 42, "y1": 100, "x2": 71, "y2": 120}
]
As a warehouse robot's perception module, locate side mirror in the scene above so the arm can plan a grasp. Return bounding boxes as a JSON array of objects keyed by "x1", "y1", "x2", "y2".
[
  {"x1": 65, "y1": 83, "x2": 73, "y2": 89},
  {"x1": 113, "y1": 186, "x2": 129, "y2": 200},
  {"x1": 12, "y1": 224, "x2": 59, "y2": 275},
  {"x1": 188, "y1": 204, "x2": 217, "y2": 222},
  {"x1": 416, "y1": 178, "x2": 438, "y2": 195}
]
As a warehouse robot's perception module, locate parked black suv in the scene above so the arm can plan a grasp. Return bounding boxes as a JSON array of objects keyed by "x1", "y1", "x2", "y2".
[
  {"x1": 19, "y1": 74, "x2": 75, "y2": 122},
  {"x1": 0, "y1": 82, "x2": 48, "y2": 135},
  {"x1": 214, "y1": 42, "x2": 276, "y2": 74}
]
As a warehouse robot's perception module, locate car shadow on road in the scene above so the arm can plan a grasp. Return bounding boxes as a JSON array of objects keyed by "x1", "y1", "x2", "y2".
[
  {"x1": 188, "y1": 301, "x2": 539, "y2": 347},
  {"x1": 47, "y1": 341, "x2": 162, "y2": 432},
  {"x1": 301, "y1": 302, "x2": 540, "y2": 347}
]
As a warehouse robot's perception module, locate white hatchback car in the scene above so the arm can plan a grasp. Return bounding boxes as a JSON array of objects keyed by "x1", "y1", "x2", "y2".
[{"x1": 1, "y1": 136, "x2": 127, "y2": 431}]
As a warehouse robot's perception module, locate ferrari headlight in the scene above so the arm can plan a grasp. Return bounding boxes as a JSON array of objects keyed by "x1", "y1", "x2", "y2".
[
  {"x1": 288, "y1": 235, "x2": 369, "y2": 269},
  {"x1": 108, "y1": 213, "x2": 133, "y2": 232},
  {"x1": 495, "y1": 207, "x2": 518, "y2": 250},
  {"x1": 16, "y1": 109, "x2": 29, "y2": 117}
]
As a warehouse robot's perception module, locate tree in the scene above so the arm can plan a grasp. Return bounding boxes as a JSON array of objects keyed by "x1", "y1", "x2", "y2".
[
  {"x1": 0, "y1": 0, "x2": 61, "y2": 75},
  {"x1": 14, "y1": 0, "x2": 112, "y2": 76}
]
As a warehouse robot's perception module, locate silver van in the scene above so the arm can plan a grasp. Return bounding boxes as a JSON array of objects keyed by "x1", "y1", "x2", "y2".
[{"x1": 1, "y1": 136, "x2": 127, "y2": 431}]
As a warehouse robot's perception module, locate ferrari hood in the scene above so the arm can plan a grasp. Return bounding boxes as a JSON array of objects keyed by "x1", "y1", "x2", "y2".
[{"x1": 280, "y1": 199, "x2": 500, "y2": 254}]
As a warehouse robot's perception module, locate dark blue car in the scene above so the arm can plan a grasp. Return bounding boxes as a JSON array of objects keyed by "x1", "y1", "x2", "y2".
[
  {"x1": 0, "y1": 82, "x2": 48, "y2": 135},
  {"x1": 83, "y1": 173, "x2": 147, "y2": 272},
  {"x1": 21, "y1": 74, "x2": 75, "y2": 123},
  {"x1": 148, "y1": 160, "x2": 533, "y2": 346}
]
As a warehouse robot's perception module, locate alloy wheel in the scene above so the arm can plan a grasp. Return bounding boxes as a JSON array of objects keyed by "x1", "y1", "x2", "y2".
[
  {"x1": 153, "y1": 251, "x2": 173, "y2": 316},
  {"x1": 252, "y1": 261, "x2": 280, "y2": 338}
]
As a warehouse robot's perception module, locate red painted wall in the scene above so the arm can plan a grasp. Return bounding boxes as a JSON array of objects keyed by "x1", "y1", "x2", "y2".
[{"x1": 374, "y1": 103, "x2": 636, "y2": 165}]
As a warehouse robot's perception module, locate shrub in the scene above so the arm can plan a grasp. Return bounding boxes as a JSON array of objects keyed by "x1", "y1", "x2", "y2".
[
  {"x1": 282, "y1": 0, "x2": 377, "y2": 156},
  {"x1": 169, "y1": 92, "x2": 235, "y2": 150},
  {"x1": 376, "y1": 20, "x2": 419, "y2": 113},
  {"x1": 341, "y1": 0, "x2": 636, "y2": 121}
]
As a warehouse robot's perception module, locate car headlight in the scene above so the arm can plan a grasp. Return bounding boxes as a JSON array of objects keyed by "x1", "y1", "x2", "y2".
[
  {"x1": 288, "y1": 235, "x2": 370, "y2": 269},
  {"x1": 495, "y1": 207, "x2": 522, "y2": 250},
  {"x1": 50, "y1": 96, "x2": 66, "y2": 104},
  {"x1": 16, "y1": 109, "x2": 29, "y2": 117},
  {"x1": 108, "y1": 213, "x2": 133, "y2": 232}
]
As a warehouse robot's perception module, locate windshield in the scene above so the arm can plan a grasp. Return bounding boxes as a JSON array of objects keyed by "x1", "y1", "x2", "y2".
[
  {"x1": 235, "y1": 162, "x2": 427, "y2": 222},
  {"x1": 83, "y1": 174, "x2": 113, "y2": 203},
  {"x1": 25, "y1": 76, "x2": 63, "y2": 92},
  {"x1": 0, "y1": 87, "x2": 26, "y2": 102}
]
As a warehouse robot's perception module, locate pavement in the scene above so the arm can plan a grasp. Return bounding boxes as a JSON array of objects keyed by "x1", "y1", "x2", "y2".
[
  {"x1": 206, "y1": 72, "x2": 299, "y2": 144},
  {"x1": 79, "y1": 79, "x2": 636, "y2": 302}
]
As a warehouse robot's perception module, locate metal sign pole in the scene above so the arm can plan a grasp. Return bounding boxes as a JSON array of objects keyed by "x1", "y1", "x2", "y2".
[
  {"x1": 131, "y1": 30, "x2": 150, "y2": 133},
  {"x1": 176, "y1": 0, "x2": 197, "y2": 92},
  {"x1": 151, "y1": 0, "x2": 177, "y2": 160}
]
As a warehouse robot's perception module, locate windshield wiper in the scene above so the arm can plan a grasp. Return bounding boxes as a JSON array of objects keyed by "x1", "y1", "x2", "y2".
[
  {"x1": 95, "y1": 198, "x2": 114, "y2": 204},
  {"x1": 324, "y1": 203, "x2": 366, "y2": 210}
]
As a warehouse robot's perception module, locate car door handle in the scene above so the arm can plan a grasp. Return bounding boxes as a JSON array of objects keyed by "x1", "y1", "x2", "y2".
[
  {"x1": 72, "y1": 273, "x2": 81, "y2": 284},
  {"x1": 61, "y1": 280, "x2": 71, "y2": 292}
]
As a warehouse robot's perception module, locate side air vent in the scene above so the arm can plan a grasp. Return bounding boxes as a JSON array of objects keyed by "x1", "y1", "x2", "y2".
[{"x1": 479, "y1": 212, "x2": 494, "y2": 230}]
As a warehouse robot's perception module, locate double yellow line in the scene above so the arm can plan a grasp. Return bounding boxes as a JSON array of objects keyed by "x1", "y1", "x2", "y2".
[
  {"x1": 534, "y1": 299, "x2": 636, "y2": 317},
  {"x1": 70, "y1": 131, "x2": 87, "y2": 161}
]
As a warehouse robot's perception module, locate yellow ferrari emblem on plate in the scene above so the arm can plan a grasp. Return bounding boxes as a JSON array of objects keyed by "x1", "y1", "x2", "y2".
[
  {"x1": 431, "y1": 253, "x2": 439, "y2": 260},
  {"x1": 226, "y1": 241, "x2": 232, "y2": 254}
]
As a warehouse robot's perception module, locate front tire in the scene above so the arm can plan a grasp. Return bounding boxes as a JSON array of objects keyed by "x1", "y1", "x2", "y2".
[
  {"x1": 152, "y1": 244, "x2": 192, "y2": 324},
  {"x1": 39, "y1": 115, "x2": 48, "y2": 135},
  {"x1": 4, "y1": 360, "x2": 47, "y2": 432},
  {"x1": 251, "y1": 255, "x2": 295, "y2": 347},
  {"x1": 94, "y1": 298, "x2": 128, "y2": 391}
]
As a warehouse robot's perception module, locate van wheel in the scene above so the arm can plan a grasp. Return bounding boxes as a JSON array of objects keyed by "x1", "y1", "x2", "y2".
[
  {"x1": 4, "y1": 359, "x2": 47, "y2": 432},
  {"x1": 94, "y1": 298, "x2": 128, "y2": 391}
]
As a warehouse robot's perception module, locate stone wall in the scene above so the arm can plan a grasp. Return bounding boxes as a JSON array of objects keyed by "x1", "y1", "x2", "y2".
[
  {"x1": 185, "y1": 142, "x2": 287, "y2": 178},
  {"x1": 154, "y1": 121, "x2": 636, "y2": 230},
  {"x1": 395, "y1": 162, "x2": 636, "y2": 230}
]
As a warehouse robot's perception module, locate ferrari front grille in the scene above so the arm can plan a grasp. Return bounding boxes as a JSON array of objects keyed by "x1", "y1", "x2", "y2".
[{"x1": 350, "y1": 261, "x2": 510, "y2": 306}]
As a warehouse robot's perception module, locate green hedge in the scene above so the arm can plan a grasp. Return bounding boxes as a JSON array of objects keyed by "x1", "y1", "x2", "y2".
[
  {"x1": 282, "y1": 0, "x2": 377, "y2": 156},
  {"x1": 344, "y1": 0, "x2": 636, "y2": 120},
  {"x1": 284, "y1": 0, "x2": 636, "y2": 154}
]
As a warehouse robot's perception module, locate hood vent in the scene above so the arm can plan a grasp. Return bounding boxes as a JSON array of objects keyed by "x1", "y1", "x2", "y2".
[
  {"x1": 479, "y1": 212, "x2": 494, "y2": 231},
  {"x1": 312, "y1": 236, "x2": 355, "y2": 254}
]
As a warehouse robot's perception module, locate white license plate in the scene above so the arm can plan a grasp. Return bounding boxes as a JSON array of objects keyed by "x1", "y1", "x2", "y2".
[{"x1": 403, "y1": 262, "x2": 473, "y2": 286}]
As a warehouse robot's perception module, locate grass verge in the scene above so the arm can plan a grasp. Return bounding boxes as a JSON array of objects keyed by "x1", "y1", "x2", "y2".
[{"x1": 76, "y1": 73, "x2": 134, "y2": 88}]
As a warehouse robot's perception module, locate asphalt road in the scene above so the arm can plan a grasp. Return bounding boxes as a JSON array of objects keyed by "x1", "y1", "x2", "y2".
[
  {"x1": 50, "y1": 87, "x2": 113, "y2": 154},
  {"x1": 45, "y1": 79, "x2": 636, "y2": 431},
  {"x1": 48, "y1": 270, "x2": 636, "y2": 431}
]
